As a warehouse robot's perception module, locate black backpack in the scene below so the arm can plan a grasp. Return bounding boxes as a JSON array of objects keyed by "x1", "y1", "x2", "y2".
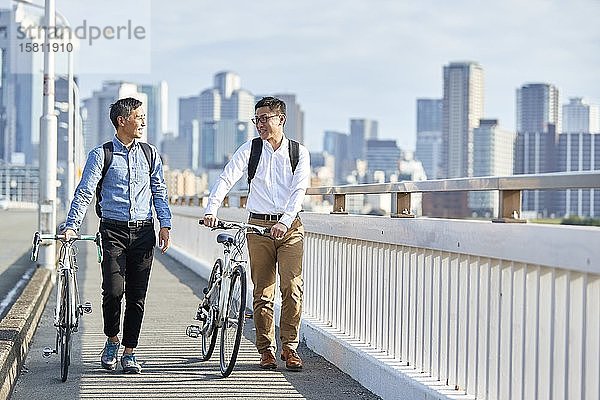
[
  {"x1": 247, "y1": 137, "x2": 300, "y2": 185},
  {"x1": 95, "y1": 141, "x2": 155, "y2": 218}
]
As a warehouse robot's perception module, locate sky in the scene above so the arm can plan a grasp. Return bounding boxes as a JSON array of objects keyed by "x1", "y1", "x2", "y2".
[{"x1": 5, "y1": 0, "x2": 600, "y2": 152}]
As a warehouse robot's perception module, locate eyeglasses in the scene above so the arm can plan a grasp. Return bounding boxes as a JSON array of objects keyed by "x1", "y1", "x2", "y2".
[{"x1": 251, "y1": 114, "x2": 279, "y2": 125}]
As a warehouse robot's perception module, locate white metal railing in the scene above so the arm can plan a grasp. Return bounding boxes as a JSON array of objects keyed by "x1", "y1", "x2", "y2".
[
  {"x1": 169, "y1": 205, "x2": 599, "y2": 400},
  {"x1": 168, "y1": 171, "x2": 600, "y2": 400}
]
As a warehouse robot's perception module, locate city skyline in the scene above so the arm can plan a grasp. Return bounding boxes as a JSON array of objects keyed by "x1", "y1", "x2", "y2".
[{"x1": 2, "y1": 0, "x2": 599, "y2": 152}]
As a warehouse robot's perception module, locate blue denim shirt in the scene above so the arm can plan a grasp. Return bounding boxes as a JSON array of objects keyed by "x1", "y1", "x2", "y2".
[{"x1": 65, "y1": 136, "x2": 172, "y2": 230}]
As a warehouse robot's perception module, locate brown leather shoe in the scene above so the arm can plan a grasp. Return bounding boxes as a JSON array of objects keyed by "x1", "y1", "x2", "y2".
[
  {"x1": 281, "y1": 348, "x2": 303, "y2": 371},
  {"x1": 259, "y1": 350, "x2": 277, "y2": 369}
]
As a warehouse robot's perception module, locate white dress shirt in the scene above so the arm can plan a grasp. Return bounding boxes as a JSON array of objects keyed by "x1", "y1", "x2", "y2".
[{"x1": 205, "y1": 136, "x2": 311, "y2": 228}]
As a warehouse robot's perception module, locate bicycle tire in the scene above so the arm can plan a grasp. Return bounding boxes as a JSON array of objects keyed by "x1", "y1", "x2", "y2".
[
  {"x1": 219, "y1": 264, "x2": 246, "y2": 377},
  {"x1": 59, "y1": 273, "x2": 71, "y2": 382},
  {"x1": 201, "y1": 259, "x2": 223, "y2": 361}
]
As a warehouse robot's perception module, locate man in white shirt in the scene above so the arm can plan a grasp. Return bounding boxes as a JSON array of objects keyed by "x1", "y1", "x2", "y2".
[{"x1": 203, "y1": 96, "x2": 310, "y2": 371}]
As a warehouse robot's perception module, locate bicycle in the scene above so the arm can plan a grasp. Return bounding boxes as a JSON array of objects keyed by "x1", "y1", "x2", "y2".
[
  {"x1": 31, "y1": 231, "x2": 103, "y2": 382},
  {"x1": 186, "y1": 219, "x2": 270, "y2": 377}
]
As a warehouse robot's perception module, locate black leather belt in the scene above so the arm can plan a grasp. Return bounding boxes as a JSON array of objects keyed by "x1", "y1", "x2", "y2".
[
  {"x1": 101, "y1": 218, "x2": 153, "y2": 228},
  {"x1": 249, "y1": 212, "x2": 283, "y2": 221}
]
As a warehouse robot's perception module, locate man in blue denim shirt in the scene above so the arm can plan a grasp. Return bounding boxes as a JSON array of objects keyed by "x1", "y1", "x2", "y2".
[{"x1": 64, "y1": 97, "x2": 172, "y2": 374}]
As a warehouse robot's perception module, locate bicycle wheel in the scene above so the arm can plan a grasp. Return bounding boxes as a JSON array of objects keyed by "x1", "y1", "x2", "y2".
[
  {"x1": 58, "y1": 272, "x2": 71, "y2": 382},
  {"x1": 200, "y1": 259, "x2": 223, "y2": 361},
  {"x1": 219, "y1": 264, "x2": 246, "y2": 377}
]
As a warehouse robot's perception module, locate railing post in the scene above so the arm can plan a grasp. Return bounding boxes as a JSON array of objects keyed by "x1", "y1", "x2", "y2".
[
  {"x1": 331, "y1": 193, "x2": 348, "y2": 214},
  {"x1": 391, "y1": 192, "x2": 415, "y2": 218},
  {"x1": 493, "y1": 190, "x2": 526, "y2": 223}
]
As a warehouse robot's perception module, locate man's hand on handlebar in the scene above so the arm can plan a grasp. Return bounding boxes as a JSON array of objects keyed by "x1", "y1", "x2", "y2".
[
  {"x1": 203, "y1": 214, "x2": 219, "y2": 228},
  {"x1": 63, "y1": 228, "x2": 77, "y2": 241}
]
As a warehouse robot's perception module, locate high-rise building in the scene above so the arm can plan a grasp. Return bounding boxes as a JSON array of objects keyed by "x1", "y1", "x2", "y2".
[
  {"x1": 323, "y1": 130, "x2": 351, "y2": 184},
  {"x1": 514, "y1": 83, "x2": 560, "y2": 216},
  {"x1": 174, "y1": 95, "x2": 202, "y2": 170},
  {"x1": 556, "y1": 97, "x2": 600, "y2": 217},
  {"x1": 0, "y1": 5, "x2": 45, "y2": 164},
  {"x1": 350, "y1": 118, "x2": 378, "y2": 161},
  {"x1": 556, "y1": 133, "x2": 600, "y2": 217},
  {"x1": 562, "y1": 97, "x2": 599, "y2": 134},
  {"x1": 415, "y1": 98, "x2": 443, "y2": 179},
  {"x1": 417, "y1": 98, "x2": 443, "y2": 133},
  {"x1": 214, "y1": 71, "x2": 240, "y2": 99},
  {"x1": 365, "y1": 139, "x2": 400, "y2": 181},
  {"x1": 470, "y1": 119, "x2": 516, "y2": 216},
  {"x1": 442, "y1": 61, "x2": 484, "y2": 179},
  {"x1": 202, "y1": 72, "x2": 253, "y2": 173},
  {"x1": 1, "y1": 5, "x2": 81, "y2": 166}
]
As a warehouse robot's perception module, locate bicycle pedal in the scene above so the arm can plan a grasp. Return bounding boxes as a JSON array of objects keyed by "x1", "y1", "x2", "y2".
[
  {"x1": 82, "y1": 301, "x2": 92, "y2": 314},
  {"x1": 186, "y1": 325, "x2": 201, "y2": 338},
  {"x1": 42, "y1": 347, "x2": 55, "y2": 358}
]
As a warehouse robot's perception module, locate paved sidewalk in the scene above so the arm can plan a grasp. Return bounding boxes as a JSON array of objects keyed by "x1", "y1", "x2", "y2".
[{"x1": 11, "y1": 234, "x2": 379, "y2": 399}]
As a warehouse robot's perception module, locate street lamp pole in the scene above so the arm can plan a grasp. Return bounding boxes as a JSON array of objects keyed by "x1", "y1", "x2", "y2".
[{"x1": 38, "y1": 0, "x2": 57, "y2": 270}]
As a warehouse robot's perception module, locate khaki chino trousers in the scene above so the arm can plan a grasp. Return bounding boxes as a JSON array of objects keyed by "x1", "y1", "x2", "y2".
[{"x1": 247, "y1": 217, "x2": 304, "y2": 354}]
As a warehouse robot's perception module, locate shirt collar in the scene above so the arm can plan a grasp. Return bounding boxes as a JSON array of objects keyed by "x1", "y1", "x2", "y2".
[
  {"x1": 112, "y1": 135, "x2": 138, "y2": 152},
  {"x1": 264, "y1": 135, "x2": 288, "y2": 152}
]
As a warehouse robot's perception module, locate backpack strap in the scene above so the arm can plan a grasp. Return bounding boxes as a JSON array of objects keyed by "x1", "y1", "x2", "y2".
[
  {"x1": 247, "y1": 137, "x2": 263, "y2": 185},
  {"x1": 95, "y1": 141, "x2": 155, "y2": 218},
  {"x1": 95, "y1": 142, "x2": 113, "y2": 218},
  {"x1": 288, "y1": 139, "x2": 300, "y2": 174},
  {"x1": 139, "y1": 142, "x2": 155, "y2": 176}
]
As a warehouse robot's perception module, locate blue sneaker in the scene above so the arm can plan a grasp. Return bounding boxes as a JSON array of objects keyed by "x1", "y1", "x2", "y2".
[
  {"x1": 100, "y1": 340, "x2": 120, "y2": 370},
  {"x1": 121, "y1": 353, "x2": 142, "y2": 374}
]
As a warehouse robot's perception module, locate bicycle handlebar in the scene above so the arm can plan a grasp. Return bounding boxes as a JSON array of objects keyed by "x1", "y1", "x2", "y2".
[
  {"x1": 31, "y1": 231, "x2": 103, "y2": 264},
  {"x1": 199, "y1": 219, "x2": 271, "y2": 236}
]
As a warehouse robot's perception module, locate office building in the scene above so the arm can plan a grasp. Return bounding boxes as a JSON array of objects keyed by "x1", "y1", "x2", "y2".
[
  {"x1": 470, "y1": 119, "x2": 516, "y2": 216},
  {"x1": 415, "y1": 98, "x2": 443, "y2": 179},
  {"x1": 442, "y1": 61, "x2": 484, "y2": 178},
  {"x1": 323, "y1": 130, "x2": 351, "y2": 184},
  {"x1": 555, "y1": 97, "x2": 600, "y2": 217},
  {"x1": 349, "y1": 118, "x2": 378, "y2": 161},
  {"x1": 515, "y1": 83, "x2": 560, "y2": 217}
]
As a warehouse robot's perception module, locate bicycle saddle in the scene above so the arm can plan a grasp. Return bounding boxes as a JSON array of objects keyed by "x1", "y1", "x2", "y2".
[{"x1": 216, "y1": 233, "x2": 235, "y2": 245}]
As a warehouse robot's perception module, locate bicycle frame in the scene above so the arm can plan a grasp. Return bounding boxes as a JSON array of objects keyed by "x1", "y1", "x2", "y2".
[
  {"x1": 187, "y1": 219, "x2": 270, "y2": 377},
  {"x1": 31, "y1": 231, "x2": 102, "y2": 381}
]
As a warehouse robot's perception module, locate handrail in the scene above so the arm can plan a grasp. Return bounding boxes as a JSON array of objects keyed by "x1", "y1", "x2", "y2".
[
  {"x1": 169, "y1": 171, "x2": 600, "y2": 223},
  {"x1": 306, "y1": 170, "x2": 600, "y2": 195}
]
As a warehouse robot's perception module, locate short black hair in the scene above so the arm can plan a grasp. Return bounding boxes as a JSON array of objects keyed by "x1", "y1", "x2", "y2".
[
  {"x1": 255, "y1": 96, "x2": 286, "y2": 116},
  {"x1": 109, "y1": 97, "x2": 143, "y2": 129}
]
